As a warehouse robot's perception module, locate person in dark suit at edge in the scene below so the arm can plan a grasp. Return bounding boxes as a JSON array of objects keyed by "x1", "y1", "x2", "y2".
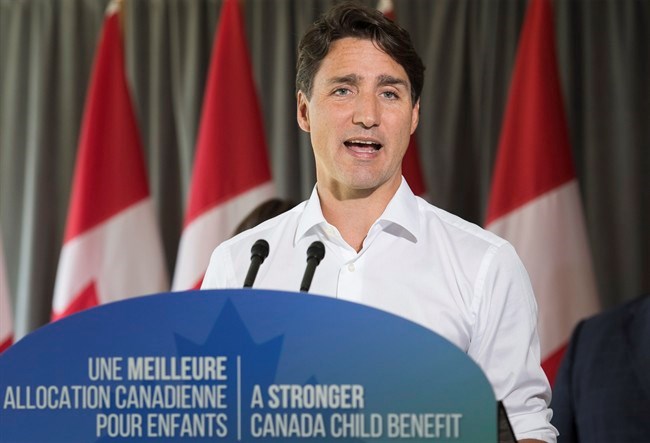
[{"x1": 551, "y1": 294, "x2": 650, "y2": 442}]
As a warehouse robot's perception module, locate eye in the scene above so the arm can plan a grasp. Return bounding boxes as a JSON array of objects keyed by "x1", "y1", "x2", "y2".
[
  {"x1": 381, "y1": 90, "x2": 399, "y2": 100},
  {"x1": 333, "y1": 88, "x2": 351, "y2": 96}
]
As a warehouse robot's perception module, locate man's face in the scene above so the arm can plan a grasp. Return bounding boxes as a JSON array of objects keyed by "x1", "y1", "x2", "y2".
[{"x1": 297, "y1": 37, "x2": 419, "y2": 198}]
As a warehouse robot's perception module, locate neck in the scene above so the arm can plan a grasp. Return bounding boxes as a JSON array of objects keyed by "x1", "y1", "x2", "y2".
[{"x1": 317, "y1": 177, "x2": 401, "y2": 252}]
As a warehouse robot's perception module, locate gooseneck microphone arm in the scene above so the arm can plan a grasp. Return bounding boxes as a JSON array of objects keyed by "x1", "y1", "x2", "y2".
[
  {"x1": 300, "y1": 241, "x2": 326, "y2": 293},
  {"x1": 243, "y1": 239, "x2": 270, "y2": 288}
]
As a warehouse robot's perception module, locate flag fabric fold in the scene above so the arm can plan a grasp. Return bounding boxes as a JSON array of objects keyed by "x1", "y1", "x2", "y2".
[
  {"x1": 377, "y1": 0, "x2": 427, "y2": 197},
  {"x1": 172, "y1": 0, "x2": 275, "y2": 291},
  {"x1": 0, "y1": 232, "x2": 13, "y2": 352},
  {"x1": 485, "y1": 0, "x2": 599, "y2": 385},
  {"x1": 52, "y1": 0, "x2": 168, "y2": 320}
]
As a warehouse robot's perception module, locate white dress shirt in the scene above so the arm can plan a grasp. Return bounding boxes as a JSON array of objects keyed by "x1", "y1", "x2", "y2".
[{"x1": 202, "y1": 178, "x2": 558, "y2": 442}]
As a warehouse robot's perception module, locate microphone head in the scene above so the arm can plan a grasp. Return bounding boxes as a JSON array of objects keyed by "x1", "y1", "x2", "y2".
[
  {"x1": 250, "y1": 239, "x2": 270, "y2": 262},
  {"x1": 306, "y1": 241, "x2": 325, "y2": 264}
]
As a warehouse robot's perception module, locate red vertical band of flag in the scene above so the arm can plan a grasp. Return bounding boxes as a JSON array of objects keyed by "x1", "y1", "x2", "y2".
[
  {"x1": 485, "y1": 0, "x2": 575, "y2": 225},
  {"x1": 377, "y1": 0, "x2": 427, "y2": 197},
  {"x1": 0, "y1": 231, "x2": 13, "y2": 353},
  {"x1": 486, "y1": 0, "x2": 599, "y2": 385},
  {"x1": 63, "y1": 14, "x2": 148, "y2": 242},
  {"x1": 52, "y1": 1, "x2": 168, "y2": 320},
  {"x1": 172, "y1": 0, "x2": 274, "y2": 290}
]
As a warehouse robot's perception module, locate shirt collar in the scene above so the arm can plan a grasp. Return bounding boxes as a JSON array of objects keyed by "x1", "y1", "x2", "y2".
[
  {"x1": 294, "y1": 177, "x2": 421, "y2": 245},
  {"x1": 294, "y1": 185, "x2": 327, "y2": 245},
  {"x1": 376, "y1": 177, "x2": 420, "y2": 242}
]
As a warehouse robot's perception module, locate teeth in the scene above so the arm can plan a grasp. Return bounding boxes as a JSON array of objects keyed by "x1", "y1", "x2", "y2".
[{"x1": 344, "y1": 139, "x2": 382, "y2": 153}]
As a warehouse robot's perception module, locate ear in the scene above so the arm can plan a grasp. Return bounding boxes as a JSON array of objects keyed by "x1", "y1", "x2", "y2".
[
  {"x1": 297, "y1": 91, "x2": 311, "y2": 133},
  {"x1": 410, "y1": 99, "x2": 420, "y2": 135}
]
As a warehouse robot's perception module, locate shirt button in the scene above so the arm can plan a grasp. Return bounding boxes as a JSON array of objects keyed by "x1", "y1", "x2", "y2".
[{"x1": 347, "y1": 263, "x2": 355, "y2": 272}]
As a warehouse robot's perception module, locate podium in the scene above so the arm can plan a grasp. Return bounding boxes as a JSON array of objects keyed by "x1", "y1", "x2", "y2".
[{"x1": 0, "y1": 290, "x2": 502, "y2": 442}]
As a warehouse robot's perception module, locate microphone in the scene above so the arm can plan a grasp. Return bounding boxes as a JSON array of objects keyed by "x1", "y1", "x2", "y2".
[
  {"x1": 243, "y1": 239, "x2": 270, "y2": 288},
  {"x1": 300, "y1": 241, "x2": 326, "y2": 292}
]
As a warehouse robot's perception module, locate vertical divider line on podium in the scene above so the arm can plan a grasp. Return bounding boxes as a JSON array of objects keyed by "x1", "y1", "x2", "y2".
[{"x1": 237, "y1": 355, "x2": 242, "y2": 441}]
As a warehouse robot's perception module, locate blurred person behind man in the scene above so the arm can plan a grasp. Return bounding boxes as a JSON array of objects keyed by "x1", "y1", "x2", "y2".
[{"x1": 232, "y1": 198, "x2": 296, "y2": 236}]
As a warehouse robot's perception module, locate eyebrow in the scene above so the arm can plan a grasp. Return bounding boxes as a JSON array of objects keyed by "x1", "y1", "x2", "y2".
[
  {"x1": 377, "y1": 74, "x2": 409, "y2": 90},
  {"x1": 326, "y1": 74, "x2": 410, "y2": 90},
  {"x1": 326, "y1": 74, "x2": 361, "y2": 86}
]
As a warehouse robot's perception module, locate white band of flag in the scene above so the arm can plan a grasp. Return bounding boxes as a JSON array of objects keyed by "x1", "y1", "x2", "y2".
[{"x1": 53, "y1": 199, "x2": 168, "y2": 315}]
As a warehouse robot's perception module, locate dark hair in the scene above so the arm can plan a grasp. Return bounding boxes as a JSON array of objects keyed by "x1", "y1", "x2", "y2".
[
  {"x1": 232, "y1": 198, "x2": 296, "y2": 236},
  {"x1": 296, "y1": 1, "x2": 424, "y2": 106}
]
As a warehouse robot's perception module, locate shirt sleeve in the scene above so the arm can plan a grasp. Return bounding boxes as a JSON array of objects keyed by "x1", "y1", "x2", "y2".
[{"x1": 468, "y1": 241, "x2": 558, "y2": 443}]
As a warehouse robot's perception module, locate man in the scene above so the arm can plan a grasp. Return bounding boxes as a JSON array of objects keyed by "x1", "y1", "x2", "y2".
[
  {"x1": 203, "y1": 3, "x2": 557, "y2": 442},
  {"x1": 551, "y1": 294, "x2": 650, "y2": 442}
]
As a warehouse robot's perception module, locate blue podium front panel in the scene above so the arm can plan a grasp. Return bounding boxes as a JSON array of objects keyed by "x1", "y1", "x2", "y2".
[{"x1": 0, "y1": 289, "x2": 496, "y2": 442}]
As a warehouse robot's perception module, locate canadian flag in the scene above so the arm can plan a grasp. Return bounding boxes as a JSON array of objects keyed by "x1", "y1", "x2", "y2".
[
  {"x1": 172, "y1": 0, "x2": 274, "y2": 291},
  {"x1": 485, "y1": 0, "x2": 599, "y2": 384},
  {"x1": 0, "y1": 231, "x2": 13, "y2": 352},
  {"x1": 377, "y1": 0, "x2": 427, "y2": 197},
  {"x1": 52, "y1": 0, "x2": 168, "y2": 320}
]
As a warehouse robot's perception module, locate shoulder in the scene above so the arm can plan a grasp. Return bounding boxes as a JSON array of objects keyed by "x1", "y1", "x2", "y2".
[
  {"x1": 572, "y1": 294, "x2": 649, "y2": 350},
  {"x1": 577, "y1": 294, "x2": 648, "y2": 337},
  {"x1": 417, "y1": 198, "x2": 509, "y2": 249},
  {"x1": 415, "y1": 198, "x2": 520, "y2": 272},
  {"x1": 562, "y1": 295, "x2": 649, "y2": 375},
  {"x1": 415, "y1": 198, "x2": 533, "y2": 310}
]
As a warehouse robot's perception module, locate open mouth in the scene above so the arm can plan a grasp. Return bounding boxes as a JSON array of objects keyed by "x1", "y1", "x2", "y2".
[{"x1": 344, "y1": 139, "x2": 383, "y2": 153}]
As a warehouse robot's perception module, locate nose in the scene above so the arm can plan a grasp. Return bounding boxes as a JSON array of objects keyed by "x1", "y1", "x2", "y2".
[{"x1": 352, "y1": 93, "x2": 380, "y2": 129}]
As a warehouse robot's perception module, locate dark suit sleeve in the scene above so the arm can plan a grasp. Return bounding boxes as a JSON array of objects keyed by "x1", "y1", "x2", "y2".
[{"x1": 551, "y1": 320, "x2": 585, "y2": 443}]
